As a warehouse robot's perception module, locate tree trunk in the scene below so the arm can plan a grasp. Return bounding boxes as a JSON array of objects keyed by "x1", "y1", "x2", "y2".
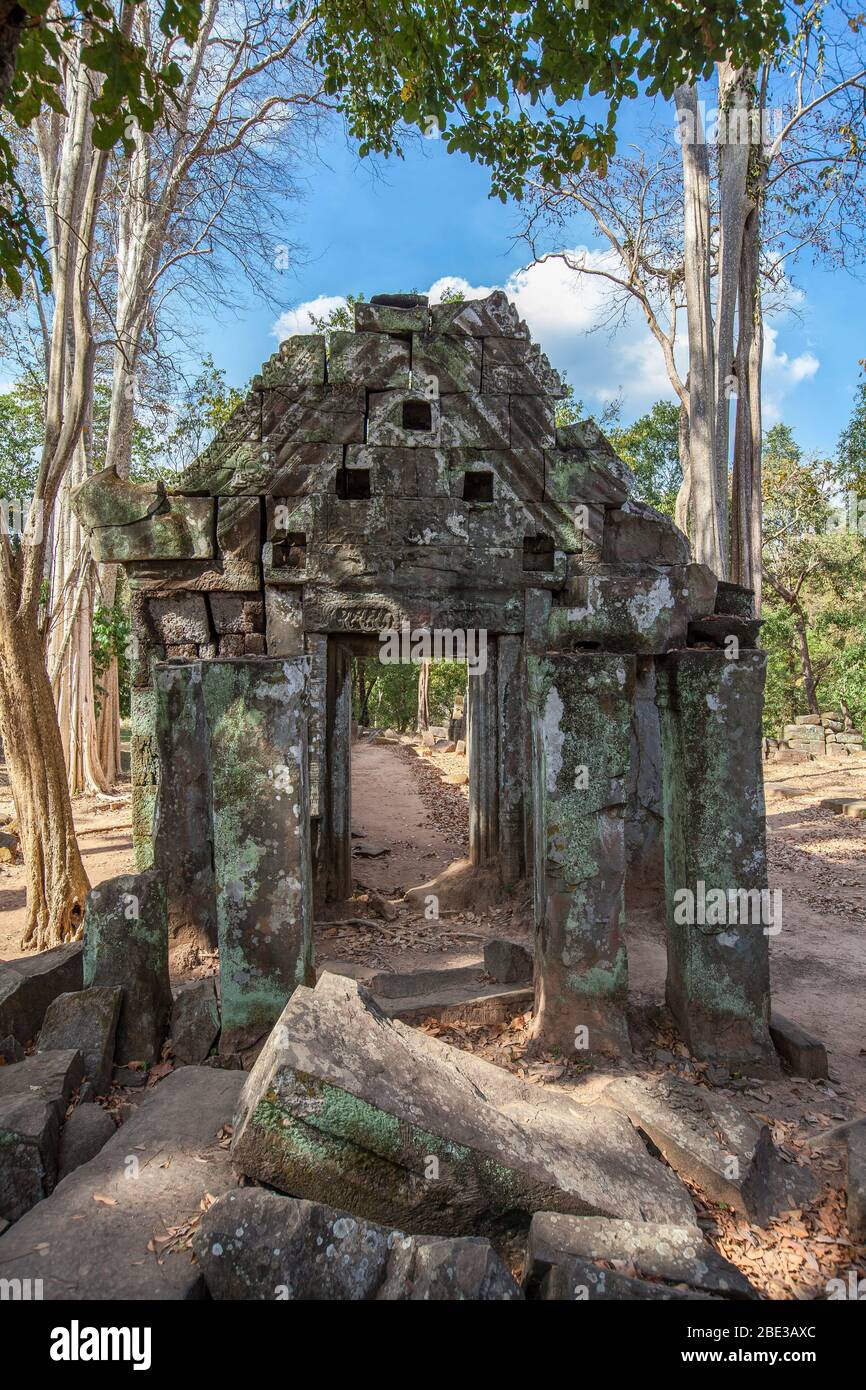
[
  {"x1": 675, "y1": 390, "x2": 692, "y2": 536},
  {"x1": 417, "y1": 658, "x2": 430, "y2": 731},
  {"x1": 731, "y1": 193, "x2": 764, "y2": 609},
  {"x1": 0, "y1": 0, "x2": 25, "y2": 107},
  {"x1": 675, "y1": 84, "x2": 726, "y2": 577},
  {"x1": 792, "y1": 607, "x2": 820, "y2": 713},
  {"x1": 0, "y1": 603, "x2": 90, "y2": 948}
]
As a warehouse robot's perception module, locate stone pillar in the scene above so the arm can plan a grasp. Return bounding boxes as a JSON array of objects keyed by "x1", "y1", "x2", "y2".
[
  {"x1": 201, "y1": 657, "x2": 314, "y2": 1053},
  {"x1": 152, "y1": 662, "x2": 217, "y2": 960},
  {"x1": 528, "y1": 651, "x2": 635, "y2": 1056},
  {"x1": 305, "y1": 633, "x2": 329, "y2": 903},
  {"x1": 496, "y1": 635, "x2": 525, "y2": 888},
  {"x1": 656, "y1": 649, "x2": 775, "y2": 1072},
  {"x1": 326, "y1": 640, "x2": 353, "y2": 901},
  {"x1": 468, "y1": 638, "x2": 498, "y2": 867},
  {"x1": 83, "y1": 870, "x2": 171, "y2": 1067}
]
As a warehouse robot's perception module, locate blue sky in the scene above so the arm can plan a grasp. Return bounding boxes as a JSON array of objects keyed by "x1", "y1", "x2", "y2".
[{"x1": 205, "y1": 110, "x2": 864, "y2": 462}]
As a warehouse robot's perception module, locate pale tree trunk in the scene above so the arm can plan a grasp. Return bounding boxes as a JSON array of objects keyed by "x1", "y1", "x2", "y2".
[
  {"x1": 731, "y1": 196, "x2": 764, "y2": 609},
  {"x1": 714, "y1": 62, "x2": 753, "y2": 557},
  {"x1": 0, "y1": 32, "x2": 110, "y2": 948},
  {"x1": 675, "y1": 390, "x2": 692, "y2": 537},
  {"x1": 47, "y1": 437, "x2": 108, "y2": 794},
  {"x1": 417, "y1": 658, "x2": 430, "y2": 731},
  {"x1": 675, "y1": 84, "x2": 726, "y2": 577}
]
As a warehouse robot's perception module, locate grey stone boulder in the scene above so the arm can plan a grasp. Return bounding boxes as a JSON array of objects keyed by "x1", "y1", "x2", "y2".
[
  {"x1": 39, "y1": 986, "x2": 122, "y2": 1096},
  {"x1": 0, "y1": 1048, "x2": 84, "y2": 1119},
  {"x1": 0, "y1": 942, "x2": 83, "y2": 1044},
  {"x1": 170, "y1": 978, "x2": 220, "y2": 1065},
  {"x1": 57, "y1": 1104, "x2": 116, "y2": 1180},
  {"x1": 83, "y1": 871, "x2": 171, "y2": 1066},
  {"x1": 538, "y1": 1257, "x2": 714, "y2": 1301},
  {"x1": 524, "y1": 1213, "x2": 756, "y2": 1299},
  {"x1": 0, "y1": 1067, "x2": 244, "y2": 1299},
  {"x1": 483, "y1": 938, "x2": 533, "y2": 984},
  {"x1": 0, "y1": 1035, "x2": 24, "y2": 1062},
  {"x1": 769, "y1": 1013, "x2": 828, "y2": 1079},
  {"x1": 232, "y1": 974, "x2": 695, "y2": 1235},
  {"x1": 0, "y1": 1093, "x2": 60, "y2": 1224},
  {"x1": 846, "y1": 1120, "x2": 866, "y2": 1240},
  {"x1": 598, "y1": 1073, "x2": 815, "y2": 1225},
  {"x1": 194, "y1": 1188, "x2": 521, "y2": 1301}
]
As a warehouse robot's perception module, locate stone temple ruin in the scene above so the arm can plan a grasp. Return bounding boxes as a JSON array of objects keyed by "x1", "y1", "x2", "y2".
[{"x1": 70, "y1": 289, "x2": 775, "y2": 1070}]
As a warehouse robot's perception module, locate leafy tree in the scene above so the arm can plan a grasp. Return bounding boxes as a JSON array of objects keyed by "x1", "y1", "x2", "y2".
[
  {"x1": 0, "y1": 377, "x2": 42, "y2": 500},
  {"x1": 608, "y1": 400, "x2": 682, "y2": 516},
  {"x1": 1, "y1": 0, "x2": 204, "y2": 293}
]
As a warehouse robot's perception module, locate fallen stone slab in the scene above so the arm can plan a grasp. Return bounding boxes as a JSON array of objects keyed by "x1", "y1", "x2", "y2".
[
  {"x1": 194, "y1": 1189, "x2": 521, "y2": 1301},
  {"x1": 0, "y1": 1067, "x2": 243, "y2": 1299},
  {"x1": 523, "y1": 1213, "x2": 756, "y2": 1300},
  {"x1": 846, "y1": 1120, "x2": 866, "y2": 1241},
  {"x1": 0, "y1": 1094, "x2": 60, "y2": 1225},
  {"x1": 0, "y1": 943, "x2": 83, "y2": 1044},
  {"x1": 380, "y1": 984, "x2": 533, "y2": 1027},
  {"x1": 537, "y1": 1257, "x2": 714, "y2": 1301},
  {"x1": 170, "y1": 978, "x2": 220, "y2": 1065},
  {"x1": 38, "y1": 987, "x2": 122, "y2": 1096},
  {"x1": 598, "y1": 1073, "x2": 814, "y2": 1225},
  {"x1": 57, "y1": 1104, "x2": 116, "y2": 1180},
  {"x1": 769, "y1": 1013, "x2": 828, "y2": 1080},
  {"x1": 232, "y1": 975, "x2": 695, "y2": 1235},
  {"x1": 0, "y1": 1035, "x2": 24, "y2": 1063},
  {"x1": 0, "y1": 1048, "x2": 84, "y2": 1120},
  {"x1": 367, "y1": 964, "x2": 483, "y2": 1000},
  {"x1": 483, "y1": 938, "x2": 533, "y2": 984}
]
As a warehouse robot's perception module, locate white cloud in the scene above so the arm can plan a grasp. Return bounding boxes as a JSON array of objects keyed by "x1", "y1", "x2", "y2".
[{"x1": 272, "y1": 255, "x2": 821, "y2": 426}]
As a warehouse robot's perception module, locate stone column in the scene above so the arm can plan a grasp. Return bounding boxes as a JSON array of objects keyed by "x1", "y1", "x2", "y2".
[
  {"x1": 326, "y1": 640, "x2": 353, "y2": 901},
  {"x1": 528, "y1": 651, "x2": 635, "y2": 1056},
  {"x1": 152, "y1": 662, "x2": 217, "y2": 959},
  {"x1": 468, "y1": 638, "x2": 498, "y2": 867},
  {"x1": 201, "y1": 657, "x2": 314, "y2": 1053},
  {"x1": 656, "y1": 649, "x2": 775, "y2": 1072},
  {"x1": 496, "y1": 634, "x2": 525, "y2": 889}
]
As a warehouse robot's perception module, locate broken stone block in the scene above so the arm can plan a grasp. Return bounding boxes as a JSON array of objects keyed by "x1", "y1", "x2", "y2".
[
  {"x1": 550, "y1": 568, "x2": 692, "y2": 653},
  {"x1": 259, "y1": 335, "x2": 325, "y2": 388},
  {"x1": 527, "y1": 652, "x2": 635, "y2": 1056},
  {"x1": 57, "y1": 1104, "x2": 116, "y2": 1180},
  {"x1": 537, "y1": 1257, "x2": 713, "y2": 1300},
  {"x1": 0, "y1": 1048, "x2": 84, "y2": 1120},
  {"x1": 72, "y1": 465, "x2": 164, "y2": 529},
  {"x1": 232, "y1": 974, "x2": 695, "y2": 1234},
  {"x1": 846, "y1": 1120, "x2": 866, "y2": 1240},
  {"x1": 88, "y1": 495, "x2": 215, "y2": 563},
  {"x1": 170, "y1": 978, "x2": 220, "y2": 1065},
  {"x1": 482, "y1": 336, "x2": 562, "y2": 395},
  {"x1": 367, "y1": 965, "x2": 482, "y2": 1000},
  {"x1": 598, "y1": 1073, "x2": 812, "y2": 1226},
  {"x1": 201, "y1": 658, "x2": 314, "y2": 1053},
  {"x1": 194, "y1": 1188, "x2": 521, "y2": 1301},
  {"x1": 483, "y1": 938, "x2": 533, "y2": 984},
  {"x1": 769, "y1": 1013, "x2": 828, "y2": 1079},
  {"x1": 329, "y1": 330, "x2": 410, "y2": 389},
  {"x1": 430, "y1": 290, "x2": 527, "y2": 338},
  {"x1": 544, "y1": 448, "x2": 631, "y2": 508},
  {"x1": 0, "y1": 1067, "x2": 244, "y2": 1298},
  {"x1": 356, "y1": 296, "x2": 429, "y2": 334},
  {"x1": 0, "y1": 1094, "x2": 61, "y2": 1224},
  {"x1": 656, "y1": 650, "x2": 776, "y2": 1072},
  {"x1": 152, "y1": 662, "x2": 218, "y2": 959},
  {"x1": 262, "y1": 385, "x2": 365, "y2": 445},
  {"x1": 510, "y1": 395, "x2": 556, "y2": 453},
  {"x1": 523, "y1": 1212, "x2": 755, "y2": 1299},
  {"x1": 603, "y1": 502, "x2": 691, "y2": 565},
  {"x1": 412, "y1": 333, "x2": 482, "y2": 394},
  {"x1": 38, "y1": 987, "x2": 122, "y2": 1096},
  {"x1": 82, "y1": 871, "x2": 171, "y2": 1067},
  {"x1": 688, "y1": 614, "x2": 762, "y2": 648},
  {"x1": 0, "y1": 942, "x2": 83, "y2": 1044}
]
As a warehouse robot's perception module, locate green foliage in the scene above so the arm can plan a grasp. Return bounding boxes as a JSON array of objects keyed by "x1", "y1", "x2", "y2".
[
  {"x1": 310, "y1": 1, "x2": 787, "y2": 201},
  {"x1": 351, "y1": 657, "x2": 466, "y2": 731},
  {"x1": 2, "y1": 0, "x2": 205, "y2": 294},
  {"x1": 427, "y1": 660, "x2": 466, "y2": 724},
  {"x1": 308, "y1": 292, "x2": 366, "y2": 334},
  {"x1": 608, "y1": 400, "x2": 682, "y2": 516},
  {"x1": 92, "y1": 596, "x2": 131, "y2": 718},
  {"x1": 0, "y1": 378, "x2": 43, "y2": 500}
]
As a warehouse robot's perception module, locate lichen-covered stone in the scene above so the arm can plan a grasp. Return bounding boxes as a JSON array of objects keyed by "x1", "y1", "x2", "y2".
[
  {"x1": 194, "y1": 1188, "x2": 522, "y2": 1300},
  {"x1": 656, "y1": 650, "x2": 775, "y2": 1071},
  {"x1": 82, "y1": 871, "x2": 171, "y2": 1067},
  {"x1": 329, "y1": 330, "x2": 410, "y2": 389},
  {"x1": 38, "y1": 987, "x2": 122, "y2": 1096},
  {"x1": 262, "y1": 385, "x2": 365, "y2": 444},
  {"x1": 430, "y1": 290, "x2": 527, "y2": 338},
  {"x1": 356, "y1": 297, "x2": 429, "y2": 334},
  {"x1": 412, "y1": 333, "x2": 482, "y2": 394},
  {"x1": 439, "y1": 392, "x2": 509, "y2": 449},
  {"x1": 170, "y1": 978, "x2": 220, "y2": 1065},
  {"x1": 528, "y1": 652, "x2": 635, "y2": 1055},
  {"x1": 258, "y1": 335, "x2": 325, "y2": 388},
  {"x1": 201, "y1": 657, "x2": 314, "y2": 1052},
  {"x1": 72, "y1": 466, "x2": 164, "y2": 529},
  {"x1": 89, "y1": 496, "x2": 215, "y2": 563},
  {"x1": 232, "y1": 974, "x2": 695, "y2": 1233},
  {"x1": 367, "y1": 390, "x2": 442, "y2": 447}
]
